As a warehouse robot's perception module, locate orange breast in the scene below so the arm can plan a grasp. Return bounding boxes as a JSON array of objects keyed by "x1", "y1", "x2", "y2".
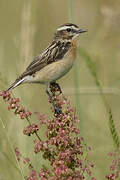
[{"x1": 68, "y1": 38, "x2": 78, "y2": 60}]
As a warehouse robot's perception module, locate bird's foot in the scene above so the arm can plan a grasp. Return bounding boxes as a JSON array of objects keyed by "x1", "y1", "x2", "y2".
[
  {"x1": 54, "y1": 105, "x2": 62, "y2": 116},
  {"x1": 50, "y1": 82, "x2": 62, "y2": 95}
]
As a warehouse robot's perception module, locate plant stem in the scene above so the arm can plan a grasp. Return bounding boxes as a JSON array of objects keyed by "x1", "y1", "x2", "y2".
[
  {"x1": 68, "y1": 0, "x2": 82, "y2": 127},
  {"x1": 26, "y1": 116, "x2": 41, "y2": 141},
  {"x1": 79, "y1": 48, "x2": 120, "y2": 149},
  {"x1": 0, "y1": 117, "x2": 25, "y2": 180}
]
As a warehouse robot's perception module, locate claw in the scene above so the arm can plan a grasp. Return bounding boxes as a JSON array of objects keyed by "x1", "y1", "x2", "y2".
[
  {"x1": 46, "y1": 83, "x2": 63, "y2": 117},
  {"x1": 50, "y1": 82, "x2": 62, "y2": 95},
  {"x1": 54, "y1": 106, "x2": 62, "y2": 116}
]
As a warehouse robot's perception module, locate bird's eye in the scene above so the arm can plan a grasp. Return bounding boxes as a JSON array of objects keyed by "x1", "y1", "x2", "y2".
[{"x1": 66, "y1": 28, "x2": 71, "y2": 32}]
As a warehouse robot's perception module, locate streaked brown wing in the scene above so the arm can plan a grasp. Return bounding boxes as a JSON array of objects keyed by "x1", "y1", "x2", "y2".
[{"x1": 20, "y1": 40, "x2": 71, "y2": 78}]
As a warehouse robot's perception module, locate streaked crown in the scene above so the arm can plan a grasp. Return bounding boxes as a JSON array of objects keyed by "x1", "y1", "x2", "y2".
[{"x1": 55, "y1": 23, "x2": 87, "y2": 40}]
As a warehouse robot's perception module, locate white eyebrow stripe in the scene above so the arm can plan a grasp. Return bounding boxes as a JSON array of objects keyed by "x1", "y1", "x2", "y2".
[
  {"x1": 57, "y1": 26, "x2": 69, "y2": 31},
  {"x1": 57, "y1": 26, "x2": 78, "y2": 31}
]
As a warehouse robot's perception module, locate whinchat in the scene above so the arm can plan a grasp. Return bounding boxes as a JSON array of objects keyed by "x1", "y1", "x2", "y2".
[{"x1": 7, "y1": 23, "x2": 87, "y2": 113}]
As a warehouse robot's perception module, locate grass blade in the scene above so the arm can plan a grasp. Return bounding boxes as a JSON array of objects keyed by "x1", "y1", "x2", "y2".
[{"x1": 79, "y1": 48, "x2": 120, "y2": 149}]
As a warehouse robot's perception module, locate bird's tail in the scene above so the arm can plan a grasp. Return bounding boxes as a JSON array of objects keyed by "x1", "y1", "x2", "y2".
[{"x1": 7, "y1": 78, "x2": 25, "y2": 91}]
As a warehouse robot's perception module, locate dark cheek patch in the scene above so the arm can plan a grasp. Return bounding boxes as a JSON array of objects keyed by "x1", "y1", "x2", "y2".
[{"x1": 58, "y1": 30, "x2": 66, "y2": 36}]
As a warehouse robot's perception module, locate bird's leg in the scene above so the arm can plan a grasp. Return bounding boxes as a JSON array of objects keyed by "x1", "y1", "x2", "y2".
[
  {"x1": 46, "y1": 84, "x2": 62, "y2": 116},
  {"x1": 50, "y1": 82, "x2": 62, "y2": 95}
]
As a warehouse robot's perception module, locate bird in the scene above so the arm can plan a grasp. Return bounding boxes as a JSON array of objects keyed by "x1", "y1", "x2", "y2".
[{"x1": 7, "y1": 23, "x2": 87, "y2": 114}]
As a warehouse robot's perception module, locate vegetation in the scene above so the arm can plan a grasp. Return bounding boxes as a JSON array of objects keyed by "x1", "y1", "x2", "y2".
[{"x1": 0, "y1": 0, "x2": 120, "y2": 179}]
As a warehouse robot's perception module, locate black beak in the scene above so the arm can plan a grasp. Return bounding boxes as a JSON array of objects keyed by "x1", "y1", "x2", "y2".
[{"x1": 77, "y1": 28, "x2": 87, "y2": 34}]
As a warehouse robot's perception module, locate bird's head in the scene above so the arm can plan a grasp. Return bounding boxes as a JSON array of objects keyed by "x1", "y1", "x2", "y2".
[{"x1": 54, "y1": 23, "x2": 87, "y2": 41}]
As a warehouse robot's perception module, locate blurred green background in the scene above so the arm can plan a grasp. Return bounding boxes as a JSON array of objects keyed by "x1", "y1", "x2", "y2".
[{"x1": 0, "y1": 0, "x2": 120, "y2": 179}]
